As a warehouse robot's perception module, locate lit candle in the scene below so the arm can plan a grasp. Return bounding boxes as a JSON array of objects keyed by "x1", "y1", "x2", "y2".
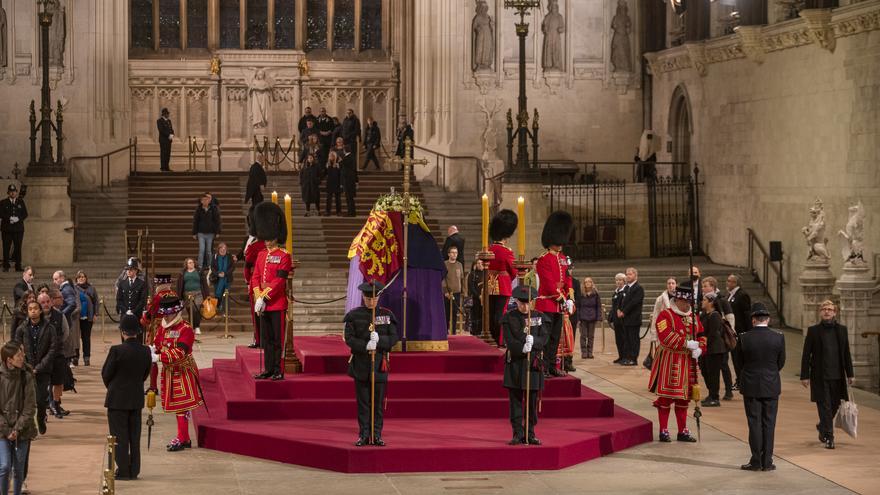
[
  {"x1": 517, "y1": 196, "x2": 525, "y2": 258},
  {"x1": 271, "y1": 191, "x2": 278, "y2": 204},
  {"x1": 481, "y1": 194, "x2": 489, "y2": 250},
  {"x1": 284, "y1": 194, "x2": 293, "y2": 254}
]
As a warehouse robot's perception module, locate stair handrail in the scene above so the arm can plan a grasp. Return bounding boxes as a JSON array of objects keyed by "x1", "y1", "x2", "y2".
[
  {"x1": 67, "y1": 137, "x2": 138, "y2": 191},
  {"x1": 747, "y1": 228, "x2": 786, "y2": 326},
  {"x1": 410, "y1": 144, "x2": 484, "y2": 196}
]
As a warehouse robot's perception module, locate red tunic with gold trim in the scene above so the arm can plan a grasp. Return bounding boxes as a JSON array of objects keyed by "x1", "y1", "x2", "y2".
[
  {"x1": 153, "y1": 316, "x2": 204, "y2": 413},
  {"x1": 534, "y1": 249, "x2": 572, "y2": 314},
  {"x1": 243, "y1": 238, "x2": 266, "y2": 341},
  {"x1": 487, "y1": 242, "x2": 516, "y2": 297},
  {"x1": 648, "y1": 308, "x2": 706, "y2": 400},
  {"x1": 250, "y1": 246, "x2": 292, "y2": 312}
]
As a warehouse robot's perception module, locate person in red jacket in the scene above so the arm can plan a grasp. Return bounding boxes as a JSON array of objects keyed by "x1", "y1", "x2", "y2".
[
  {"x1": 486, "y1": 209, "x2": 518, "y2": 347},
  {"x1": 250, "y1": 202, "x2": 293, "y2": 381},
  {"x1": 141, "y1": 274, "x2": 175, "y2": 393},
  {"x1": 535, "y1": 211, "x2": 575, "y2": 377}
]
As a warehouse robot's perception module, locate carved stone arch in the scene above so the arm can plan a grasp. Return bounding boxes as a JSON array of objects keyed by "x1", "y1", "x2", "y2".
[{"x1": 668, "y1": 83, "x2": 693, "y2": 180}]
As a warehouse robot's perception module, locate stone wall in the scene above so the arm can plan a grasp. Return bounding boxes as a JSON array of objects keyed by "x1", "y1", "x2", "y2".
[{"x1": 646, "y1": 2, "x2": 880, "y2": 328}]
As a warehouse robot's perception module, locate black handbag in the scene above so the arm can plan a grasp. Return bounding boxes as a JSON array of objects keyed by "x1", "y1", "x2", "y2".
[{"x1": 642, "y1": 342, "x2": 655, "y2": 370}]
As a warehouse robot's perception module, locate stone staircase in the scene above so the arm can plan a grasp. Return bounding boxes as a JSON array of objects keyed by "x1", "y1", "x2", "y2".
[{"x1": 419, "y1": 184, "x2": 483, "y2": 262}]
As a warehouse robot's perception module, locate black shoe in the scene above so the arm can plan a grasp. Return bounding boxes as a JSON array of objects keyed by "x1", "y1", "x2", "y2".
[
  {"x1": 355, "y1": 438, "x2": 368, "y2": 447},
  {"x1": 114, "y1": 474, "x2": 131, "y2": 481},
  {"x1": 622, "y1": 360, "x2": 638, "y2": 366},
  {"x1": 658, "y1": 431, "x2": 671, "y2": 443},
  {"x1": 37, "y1": 416, "x2": 47, "y2": 435},
  {"x1": 270, "y1": 373, "x2": 284, "y2": 381},
  {"x1": 49, "y1": 405, "x2": 64, "y2": 419},
  {"x1": 166, "y1": 440, "x2": 186, "y2": 452},
  {"x1": 613, "y1": 358, "x2": 623, "y2": 364},
  {"x1": 700, "y1": 399, "x2": 720, "y2": 407},
  {"x1": 508, "y1": 437, "x2": 525, "y2": 445},
  {"x1": 550, "y1": 368, "x2": 566, "y2": 377},
  {"x1": 741, "y1": 463, "x2": 762, "y2": 471},
  {"x1": 372, "y1": 438, "x2": 386, "y2": 447},
  {"x1": 732, "y1": 382, "x2": 740, "y2": 391},
  {"x1": 182, "y1": 440, "x2": 192, "y2": 449},
  {"x1": 247, "y1": 342, "x2": 259, "y2": 349},
  {"x1": 563, "y1": 362, "x2": 576, "y2": 372},
  {"x1": 677, "y1": 432, "x2": 697, "y2": 443},
  {"x1": 763, "y1": 464, "x2": 777, "y2": 471},
  {"x1": 722, "y1": 391, "x2": 734, "y2": 401},
  {"x1": 84, "y1": 358, "x2": 90, "y2": 367},
  {"x1": 57, "y1": 403, "x2": 70, "y2": 416},
  {"x1": 825, "y1": 438, "x2": 835, "y2": 449},
  {"x1": 816, "y1": 424, "x2": 827, "y2": 443},
  {"x1": 526, "y1": 437, "x2": 541, "y2": 445},
  {"x1": 253, "y1": 371, "x2": 272, "y2": 380}
]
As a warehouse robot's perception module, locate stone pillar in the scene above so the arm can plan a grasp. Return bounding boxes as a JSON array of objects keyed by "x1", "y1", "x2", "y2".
[
  {"x1": 500, "y1": 182, "x2": 549, "y2": 260},
  {"x1": 21, "y1": 177, "x2": 74, "y2": 266},
  {"x1": 798, "y1": 260, "x2": 835, "y2": 333},
  {"x1": 836, "y1": 265, "x2": 879, "y2": 393}
]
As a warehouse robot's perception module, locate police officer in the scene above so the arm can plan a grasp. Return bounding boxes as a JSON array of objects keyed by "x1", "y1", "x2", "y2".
[
  {"x1": 502, "y1": 285, "x2": 549, "y2": 445},
  {"x1": 116, "y1": 259, "x2": 148, "y2": 342},
  {"x1": 343, "y1": 280, "x2": 399, "y2": 447},
  {"x1": 0, "y1": 184, "x2": 28, "y2": 272}
]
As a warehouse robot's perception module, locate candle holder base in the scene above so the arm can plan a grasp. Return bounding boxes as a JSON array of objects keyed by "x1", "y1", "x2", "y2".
[
  {"x1": 284, "y1": 259, "x2": 303, "y2": 375},
  {"x1": 476, "y1": 250, "x2": 497, "y2": 347}
]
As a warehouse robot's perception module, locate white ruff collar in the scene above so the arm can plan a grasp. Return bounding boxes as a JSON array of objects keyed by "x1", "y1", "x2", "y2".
[
  {"x1": 671, "y1": 305, "x2": 692, "y2": 317},
  {"x1": 162, "y1": 313, "x2": 183, "y2": 328}
]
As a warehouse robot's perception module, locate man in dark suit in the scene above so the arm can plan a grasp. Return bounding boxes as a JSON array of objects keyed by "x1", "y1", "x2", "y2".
[
  {"x1": 442, "y1": 226, "x2": 465, "y2": 261},
  {"x1": 12, "y1": 265, "x2": 35, "y2": 304},
  {"x1": 800, "y1": 300, "x2": 854, "y2": 450},
  {"x1": 726, "y1": 273, "x2": 752, "y2": 391},
  {"x1": 733, "y1": 303, "x2": 785, "y2": 472},
  {"x1": 339, "y1": 142, "x2": 358, "y2": 217},
  {"x1": 157, "y1": 108, "x2": 174, "y2": 172},
  {"x1": 102, "y1": 314, "x2": 153, "y2": 481},
  {"x1": 363, "y1": 117, "x2": 382, "y2": 171},
  {"x1": 395, "y1": 116, "x2": 414, "y2": 161},
  {"x1": 608, "y1": 273, "x2": 626, "y2": 363},
  {"x1": 617, "y1": 267, "x2": 644, "y2": 366},
  {"x1": 0, "y1": 184, "x2": 28, "y2": 272}
]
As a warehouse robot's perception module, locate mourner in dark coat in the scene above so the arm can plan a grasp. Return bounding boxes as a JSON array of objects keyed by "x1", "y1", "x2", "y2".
[
  {"x1": 341, "y1": 109, "x2": 362, "y2": 147},
  {"x1": 502, "y1": 285, "x2": 549, "y2": 445},
  {"x1": 297, "y1": 107, "x2": 317, "y2": 133},
  {"x1": 442, "y1": 226, "x2": 465, "y2": 261},
  {"x1": 156, "y1": 108, "x2": 174, "y2": 171},
  {"x1": 343, "y1": 280, "x2": 399, "y2": 446},
  {"x1": 617, "y1": 267, "x2": 644, "y2": 365},
  {"x1": 102, "y1": 314, "x2": 153, "y2": 481},
  {"x1": 800, "y1": 300, "x2": 854, "y2": 449},
  {"x1": 299, "y1": 154, "x2": 322, "y2": 216},
  {"x1": 0, "y1": 184, "x2": 28, "y2": 272},
  {"x1": 12, "y1": 266, "x2": 34, "y2": 304},
  {"x1": 14, "y1": 300, "x2": 56, "y2": 434},
  {"x1": 395, "y1": 118, "x2": 414, "y2": 160},
  {"x1": 245, "y1": 158, "x2": 267, "y2": 205},
  {"x1": 325, "y1": 151, "x2": 342, "y2": 216},
  {"x1": 733, "y1": 303, "x2": 785, "y2": 472},
  {"x1": 363, "y1": 118, "x2": 382, "y2": 170},
  {"x1": 116, "y1": 259, "x2": 148, "y2": 319},
  {"x1": 608, "y1": 273, "x2": 626, "y2": 363},
  {"x1": 339, "y1": 145, "x2": 358, "y2": 217},
  {"x1": 699, "y1": 293, "x2": 727, "y2": 407}
]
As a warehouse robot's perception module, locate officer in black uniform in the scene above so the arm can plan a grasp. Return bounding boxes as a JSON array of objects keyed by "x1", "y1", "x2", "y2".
[
  {"x1": 502, "y1": 285, "x2": 549, "y2": 445},
  {"x1": 0, "y1": 184, "x2": 28, "y2": 272},
  {"x1": 343, "y1": 280, "x2": 399, "y2": 447},
  {"x1": 116, "y1": 259, "x2": 148, "y2": 342}
]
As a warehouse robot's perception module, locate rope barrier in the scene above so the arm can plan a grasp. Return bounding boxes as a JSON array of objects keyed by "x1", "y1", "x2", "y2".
[
  {"x1": 292, "y1": 295, "x2": 347, "y2": 305},
  {"x1": 102, "y1": 303, "x2": 120, "y2": 324},
  {"x1": 1, "y1": 302, "x2": 14, "y2": 317}
]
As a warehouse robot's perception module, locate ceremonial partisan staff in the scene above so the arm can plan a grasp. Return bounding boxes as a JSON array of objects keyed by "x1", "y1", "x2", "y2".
[
  {"x1": 524, "y1": 283, "x2": 533, "y2": 445},
  {"x1": 146, "y1": 389, "x2": 156, "y2": 450},
  {"x1": 370, "y1": 283, "x2": 377, "y2": 446},
  {"x1": 688, "y1": 240, "x2": 702, "y2": 441}
]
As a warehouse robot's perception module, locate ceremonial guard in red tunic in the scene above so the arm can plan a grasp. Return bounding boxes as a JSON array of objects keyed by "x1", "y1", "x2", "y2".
[
  {"x1": 241, "y1": 207, "x2": 266, "y2": 349},
  {"x1": 250, "y1": 202, "x2": 292, "y2": 381},
  {"x1": 486, "y1": 209, "x2": 518, "y2": 346},
  {"x1": 648, "y1": 283, "x2": 706, "y2": 442},
  {"x1": 141, "y1": 274, "x2": 175, "y2": 393},
  {"x1": 152, "y1": 294, "x2": 204, "y2": 451},
  {"x1": 535, "y1": 211, "x2": 575, "y2": 377}
]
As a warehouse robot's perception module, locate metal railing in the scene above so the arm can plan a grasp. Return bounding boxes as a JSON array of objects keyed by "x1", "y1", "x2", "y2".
[
  {"x1": 187, "y1": 136, "x2": 210, "y2": 171},
  {"x1": 536, "y1": 159, "x2": 689, "y2": 183},
  {"x1": 747, "y1": 228, "x2": 785, "y2": 326},
  {"x1": 67, "y1": 137, "x2": 138, "y2": 191},
  {"x1": 411, "y1": 144, "x2": 484, "y2": 196}
]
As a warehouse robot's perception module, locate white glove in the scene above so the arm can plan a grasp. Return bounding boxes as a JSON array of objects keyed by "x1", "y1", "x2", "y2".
[
  {"x1": 525, "y1": 334, "x2": 534, "y2": 346},
  {"x1": 685, "y1": 340, "x2": 699, "y2": 350},
  {"x1": 150, "y1": 348, "x2": 160, "y2": 364},
  {"x1": 366, "y1": 340, "x2": 377, "y2": 351},
  {"x1": 522, "y1": 342, "x2": 533, "y2": 354},
  {"x1": 691, "y1": 348, "x2": 703, "y2": 359},
  {"x1": 9, "y1": 216, "x2": 18, "y2": 224},
  {"x1": 254, "y1": 297, "x2": 266, "y2": 315},
  {"x1": 369, "y1": 331, "x2": 379, "y2": 343},
  {"x1": 565, "y1": 299, "x2": 575, "y2": 314},
  {"x1": 169, "y1": 134, "x2": 174, "y2": 140}
]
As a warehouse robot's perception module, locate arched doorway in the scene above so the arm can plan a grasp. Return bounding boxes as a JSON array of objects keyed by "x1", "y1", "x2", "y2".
[{"x1": 668, "y1": 85, "x2": 692, "y2": 180}]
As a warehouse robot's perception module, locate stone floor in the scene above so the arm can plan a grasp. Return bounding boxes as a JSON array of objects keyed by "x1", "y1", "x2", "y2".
[{"x1": 22, "y1": 323, "x2": 879, "y2": 495}]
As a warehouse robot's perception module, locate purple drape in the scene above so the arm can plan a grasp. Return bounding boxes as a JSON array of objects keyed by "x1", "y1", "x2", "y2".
[{"x1": 379, "y1": 268, "x2": 447, "y2": 345}]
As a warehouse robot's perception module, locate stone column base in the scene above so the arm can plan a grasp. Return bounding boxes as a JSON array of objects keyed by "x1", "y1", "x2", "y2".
[
  {"x1": 836, "y1": 264, "x2": 878, "y2": 393},
  {"x1": 22, "y1": 176, "x2": 74, "y2": 267},
  {"x1": 798, "y1": 259, "x2": 835, "y2": 333}
]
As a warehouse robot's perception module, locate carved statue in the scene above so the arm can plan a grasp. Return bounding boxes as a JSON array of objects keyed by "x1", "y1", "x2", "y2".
[
  {"x1": 48, "y1": 0, "x2": 66, "y2": 67},
  {"x1": 210, "y1": 56, "x2": 221, "y2": 76},
  {"x1": 541, "y1": 0, "x2": 565, "y2": 72},
  {"x1": 477, "y1": 97, "x2": 502, "y2": 161},
  {"x1": 801, "y1": 198, "x2": 830, "y2": 262},
  {"x1": 298, "y1": 57, "x2": 310, "y2": 76},
  {"x1": 0, "y1": 0, "x2": 7, "y2": 68},
  {"x1": 838, "y1": 200, "x2": 866, "y2": 266},
  {"x1": 243, "y1": 68, "x2": 274, "y2": 129},
  {"x1": 472, "y1": 0, "x2": 494, "y2": 72},
  {"x1": 610, "y1": 0, "x2": 632, "y2": 73}
]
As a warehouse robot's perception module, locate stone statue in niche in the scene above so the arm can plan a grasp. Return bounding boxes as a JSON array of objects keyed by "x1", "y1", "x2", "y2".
[
  {"x1": 838, "y1": 200, "x2": 866, "y2": 266},
  {"x1": 1, "y1": 0, "x2": 7, "y2": 68},
  {"x1": 472, "y1": 0, "x2": 494, "y2": 72},
  {"x1": 48, "y1": 0, "x2": 66, "y2": 67},
  {"x1": 610, "y1": 0, "x2": 632, "y2": 73},
  {"x1": 243, "y1": 68, "x2": 274, "y2": 129},
  {"x1": 541, "y1": 0, "x2": 565, "y2": 72},
  {"x1": 801, "y1": 198, "x2": 830, "y2": 262}
]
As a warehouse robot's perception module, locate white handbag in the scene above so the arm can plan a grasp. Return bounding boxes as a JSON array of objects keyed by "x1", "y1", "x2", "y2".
[{"x1": 834, "y1": 386, "x2": 858, "y2": 439}]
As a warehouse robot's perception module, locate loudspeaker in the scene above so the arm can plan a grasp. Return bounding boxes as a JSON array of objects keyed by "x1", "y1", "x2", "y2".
[{"x1": 769, "y1": 241, "x2": 783, "y2": 262}]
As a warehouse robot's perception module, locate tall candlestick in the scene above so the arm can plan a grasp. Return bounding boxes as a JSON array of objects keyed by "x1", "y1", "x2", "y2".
[
  {"x1": 284, "y1": 194, "x2": 293, "y2": 254},
  {"x1": 481, "y1": 194, "x2": 489, "y2": 249},
  {"x1": 271, "y1": 191, "x2": 278, "y2": 204},
  {"x1": 517, "y1": 196, "x2": 526, "y2": 258}
]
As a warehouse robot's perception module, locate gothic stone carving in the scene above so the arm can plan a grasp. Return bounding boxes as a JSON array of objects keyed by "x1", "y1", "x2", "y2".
[
  {"x1": 801, "y1": 198, "x2": 830, "y2": 262},
  {"x1": 542, "y1": 0, "x2": 565, "y2": 72},
  {"x1": 48, "y1": 0, "x2": 66, "y2": 67},
  {"x1": 472, "y1": 0, "x2": 494, "y2": 72},
  {"x1": 610, "y1": 0, "x2": 633, "y2": 73},
  {"x1": 243, "y1": 68, "x2": 274, "y2": 129},
  {"x1": 799, "y1": 9, "x2": 836, "y2": 53},
  {"x1": 838, "y1": 200, "x2": 866, "y2": 266}
]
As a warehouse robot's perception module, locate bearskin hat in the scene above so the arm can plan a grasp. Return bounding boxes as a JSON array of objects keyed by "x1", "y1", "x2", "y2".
[
  {"x1": 253, "y1": 201, "x2": 287, "y2": 244},
  {"x1": 489, "y1": 209, "x2": 518, "y2": 242},
  {"x1": 541, "y1": 210, "x2": 573, "y2": 249}
]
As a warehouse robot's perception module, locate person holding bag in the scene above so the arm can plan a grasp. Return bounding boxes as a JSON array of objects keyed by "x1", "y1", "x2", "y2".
[{"x1": 0, "y1": 341, "x2": 37, "y2": 495}]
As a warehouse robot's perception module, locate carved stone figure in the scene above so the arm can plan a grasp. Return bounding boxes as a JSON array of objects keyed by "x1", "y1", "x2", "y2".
[
  {"x1": 243, "y1": 68, "x2": 274, "y2": 129},
  {"x1": 610, "y1": 0, "x2": 632, "y2": 73},
  {"x1": 48, "y1": 0, "x2": 66, "y2": 67},
  {"x1": 838, "y1": 200, "x2": 866, "y2": 266},
  {"x1": 477, "y1": 97, "x2": 502, "y2": 161},
  {"x1": 801, "y1": 198, "x2": 830, "y2": 262},
  {"x1": 472, "y1": 0, "x2": 494, "y2": 72},
  {"x1": 0, "y1": 0, "x2": 7, "y2": 68},
  {"x1": 541, "y1": 0, "x2": 565, "y2": 72}
]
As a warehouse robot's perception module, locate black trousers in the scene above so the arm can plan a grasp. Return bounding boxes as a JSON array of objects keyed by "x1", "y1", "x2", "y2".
[
  {"x1": 259, "y1": 310, "x2": 284, "y2": 375},
  {"x1": 469, "y1": 298, "x2": 482, "y2": 336},
  {"x1": 444, "y1": 293, "x2": 461, "y2": 335},
  {"x1": 343, "y1": 185, "x2": 356, "y2": 216},
  {"x1": 613, "y1": 322, "x2": 625, "y2": 360},
  {"x1": 159, "y1": 139, "x2": 171, "y2": 170},
  {"x1": 364, "y1": 147, "x2": 381, "y2": 170},
  {"x1": 79, "y1": 319, "x2": 94, "y2": 359},
  {"x1": 743, "y1": 396, "x2": 778, "y2": 468},
  {"x1": 508, "y1": 388, "x2": 539, "y2": 440},
  {"x1": 623, "y1": 325, "x2": 640, "y2": 361},
  {"x1": 355, "y1": 379, "x2": 386, "y2": 440},
  {"x1": 817, "y1": 378, "x2": 844, "y2": 440},
  {"x1": 2, "y1": 230, "x2": 24, "y2": 269},
  {"x1": 721, "y1": 352, "x2": 733, "y2": 393},
  {"x1": 544, "y1": 312, "x2": 564, "y2": 370},
  {"x1": 325, "y1": 189, "x2": 341, "y2": 215},
  {"x1": 488, "y1": 295, "x2": 508, "y2": 346},
  {"x1": 700, "y1": 353, "x2": 724, "y2": 400},
  {"x1": 35, "y1": 373, "x2": 50, "y2": 424},
  {"x1": 108, "y1": 408, "x2": 143, "y2": 479}
]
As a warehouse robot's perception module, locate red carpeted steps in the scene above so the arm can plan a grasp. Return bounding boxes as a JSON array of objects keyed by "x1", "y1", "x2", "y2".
[{"x1": 193, "y1": 335, "x2": 652, "y2": 473}]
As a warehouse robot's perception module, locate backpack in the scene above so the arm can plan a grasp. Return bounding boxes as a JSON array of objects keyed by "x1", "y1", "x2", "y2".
[{"x1": 721, "y1": 317, "x2": 738, "y2": 351}]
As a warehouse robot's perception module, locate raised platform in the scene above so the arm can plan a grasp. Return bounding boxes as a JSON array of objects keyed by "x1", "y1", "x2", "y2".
[{"x1": 193, "y1": 335, "x2": 652, "y2": 473}]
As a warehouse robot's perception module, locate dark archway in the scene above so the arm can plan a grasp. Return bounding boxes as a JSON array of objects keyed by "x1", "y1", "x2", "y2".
[{"x1": 668, "y1": 84, "x2": 692, "y2": 180}]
